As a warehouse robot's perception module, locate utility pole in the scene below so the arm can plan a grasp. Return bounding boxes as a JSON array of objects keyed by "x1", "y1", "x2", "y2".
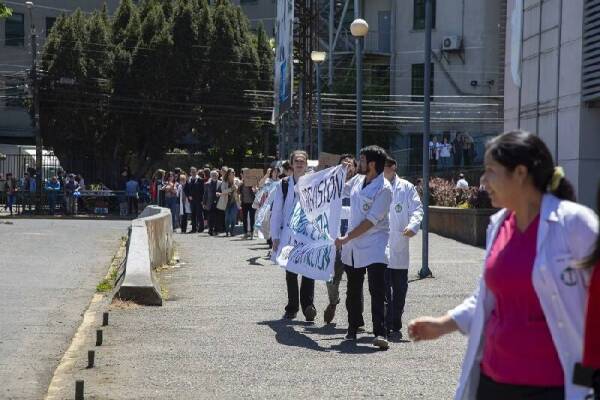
[
  {"x1": 419, "y1": 0, "x2": 433, "y2": 279},
  {"x1": 26, "y1": 2, "x2": 42, "y2": 214}
]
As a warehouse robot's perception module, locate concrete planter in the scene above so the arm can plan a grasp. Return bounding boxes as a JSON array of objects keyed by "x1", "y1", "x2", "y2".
[{"x1": 429, "y1": 206, "x2": 497, "y2": 247}]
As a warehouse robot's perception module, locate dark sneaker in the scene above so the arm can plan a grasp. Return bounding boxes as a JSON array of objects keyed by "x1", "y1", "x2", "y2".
[
  {"x1": 389, "y1": 330, "x2": 403, "y2": 341},
  {"x1": 373, "y1": 336, "x2": 389, "y2": 350},
  {"x1": 283, "y1": 311, "x2": 297, "y2": 320},
  {"x1": 357, "y1": 326, "x2": 366, "y2": 333},
  {"x1": 323, "y1": 304, "x2": 337, "y2": 324},
  {"x1": 345, "y1": 329, "x2": 357, "y2": 340},
  {"x1": 304, "y1": 305, "x2": 317, "y2": 322}
]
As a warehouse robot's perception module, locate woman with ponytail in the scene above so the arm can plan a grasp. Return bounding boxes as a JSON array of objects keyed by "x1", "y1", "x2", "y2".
[{"x1": 408, "y1": 130, "x2": 599, "y2": 399}]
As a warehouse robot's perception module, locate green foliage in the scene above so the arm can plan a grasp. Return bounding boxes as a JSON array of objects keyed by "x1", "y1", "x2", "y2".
[
  {"x1": 0, "y1": 2, "x2": 11, "y2": 18},
  {"x1": 38, "y1": 0, "x2": 274, "y2": 182}
]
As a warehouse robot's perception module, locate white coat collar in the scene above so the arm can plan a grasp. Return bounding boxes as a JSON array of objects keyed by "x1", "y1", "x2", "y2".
[
  {"x1": 360, "y1": 173, "x2": 385, "y2": 198},
  {"x1": 487, "y1": 193, "x2": 561, "y2": 254}
]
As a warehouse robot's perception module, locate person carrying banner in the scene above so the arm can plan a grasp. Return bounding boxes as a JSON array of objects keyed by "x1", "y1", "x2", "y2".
[
  {"x1": 335, "y1": 145, "x2": 393, "y2": 349},
  {"x1": 271, "y1": 150, "x2": 317, "y2": 321},
  {"x1": 383, "y1": 157, "x2": 423, "y2": 340},
  {"x1": 324, "y1": 154, "x2": 357, "y2": 324}
]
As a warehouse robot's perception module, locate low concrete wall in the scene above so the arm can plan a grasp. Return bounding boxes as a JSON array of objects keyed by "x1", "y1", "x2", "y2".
[
  {"x1": 429, "y1": 206, "x2": 497, "y2": 247},
  {"x1": 116, "y1": 206, "x2": 174, "y2": 305}
]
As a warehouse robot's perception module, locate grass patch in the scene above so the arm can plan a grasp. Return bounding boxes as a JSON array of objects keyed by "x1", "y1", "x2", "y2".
[
  {"x1": 96, "y1": 279, "x2": 113, "y2": 292},
  {"x1": 96, "y1": 236, "x2": 127, "y2": 293}
]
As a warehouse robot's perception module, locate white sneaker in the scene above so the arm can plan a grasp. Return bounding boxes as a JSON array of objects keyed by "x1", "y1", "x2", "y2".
[{"x1": 373, "y1": 336, "x2": 389, "y2": 350}]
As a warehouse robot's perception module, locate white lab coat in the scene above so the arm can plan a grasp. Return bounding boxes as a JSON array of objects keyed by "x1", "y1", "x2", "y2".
[
  {"x1": 270, "y1": 176, "x2": 298, "y2": 243},
  {"x1": 448, "y1": 194, "x2": 598, "y2": 400},
  {"x1": 386, "y1": 176, "x2": 423, "y2": 269},
  {"x1": 341, "y1": 173, "x2": 393, "y2": 268}
]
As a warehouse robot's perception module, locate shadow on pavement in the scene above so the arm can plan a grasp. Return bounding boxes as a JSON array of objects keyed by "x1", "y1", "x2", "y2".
[
  {"x1": 303, "y1": 323, "x2": 346, "y2": 335},
  {"x1": 328, "y1": 337, "x2": 382, "y2": 354},
  {"x1": 258, "y1": 319, "x2": 329, "y2": 352},
  {"x1": 246, "y1": 256, "x2": 265, "y2": 266}
]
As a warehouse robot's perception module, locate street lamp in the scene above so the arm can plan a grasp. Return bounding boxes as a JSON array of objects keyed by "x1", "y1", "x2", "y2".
[
  {"x1": 350, "y1": 17, "x2": 368, "y2": 157},
  {"x1": 26, "y1": 1, "x2": 42, "y2": 213},
  {"x1": 311, "y1": 51, "x2": 326, "y2": 157}
]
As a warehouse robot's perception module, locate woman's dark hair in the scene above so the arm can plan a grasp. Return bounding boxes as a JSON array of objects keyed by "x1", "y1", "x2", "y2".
[
  {"x1": 486, "y1": 130, "x2": 576, "y2": 201},
  {"x1": 360, "y1": 145, "x2": 388, "y2": 174},
  {"x1": 582, "y1": 183, "x2": 600, "y2": 269}
]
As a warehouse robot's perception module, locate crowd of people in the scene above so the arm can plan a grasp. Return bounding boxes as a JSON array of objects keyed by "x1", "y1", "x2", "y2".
[
  {"x1": 264, "y1": 131, "x2": 599, "y2": 400},
  {"x1": 147, "y1": 163, "x2": 294, "y2": 237},
  {"x1": 1, "y1": 169, "x2": 88, "y2": 216}
]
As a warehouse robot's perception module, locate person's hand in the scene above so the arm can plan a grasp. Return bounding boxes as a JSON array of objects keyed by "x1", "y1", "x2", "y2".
[
  {"x1": 334, "y1": 235, "x2": 349, "y2": 249},
  {"x1": 216, "y1": 193, "x2": 221, "y2": 197},
  {"x1": 272, "y1": 239, "x2": 280, "y2": 253},
  {"x1": 188, "y1": 196, "x2": 193, "y2": 201},
  {"x1": 402, "y1": 228, "x2": 416, "y2": 238},
  {"x1": 408, "y1": 316, "x2": 453, "y2": 342}
]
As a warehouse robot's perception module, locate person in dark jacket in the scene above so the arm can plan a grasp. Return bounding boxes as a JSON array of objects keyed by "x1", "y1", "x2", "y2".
[
  {"x1": 185, "y1": 167, "x2": 205, "y2": 233},
  {"x1": 202, "y1": 170, "x2": 221, "y2": 236}
]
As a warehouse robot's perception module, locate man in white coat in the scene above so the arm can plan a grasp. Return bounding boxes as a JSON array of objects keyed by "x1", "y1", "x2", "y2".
[
  {"x1": 335, "y1": 145, "x2": 393, "y2": 349},
  {"x1": 383, "y1": 157, "x2": 423, "y2": 340},
  {"x1": 271, "y1": 150, "x2": 317, "y2": 321}
]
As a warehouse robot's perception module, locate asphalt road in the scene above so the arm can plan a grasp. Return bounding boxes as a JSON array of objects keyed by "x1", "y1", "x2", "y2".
[
  {"x1": 60, "y1": 228, "x2": 485, "y2": 400},
  {"x1": 0, "y1": 219, "x2": 129, "y2": 399}
]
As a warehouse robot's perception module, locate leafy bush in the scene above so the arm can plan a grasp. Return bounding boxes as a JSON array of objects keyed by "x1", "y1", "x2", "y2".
[{"x1": 415, "y1": 177, "x2": 494, "y2": 209}]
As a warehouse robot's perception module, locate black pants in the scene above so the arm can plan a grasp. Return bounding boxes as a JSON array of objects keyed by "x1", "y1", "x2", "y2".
[
  {"x1": 241, "y1": 203, "x2": 256, "y2": 234},
  {"x1": 216, "y1": 209, "x2": 225, "y2": 233},
  {"x1": 180, "y1": 213, "x2": 189, "y2": 233},
  {"x1": 385, "y1": 269, "x2": 408, "y2": 332},
  {"x1": 285, "y1": 271, "x2": 315, "y2": 315},
  {"x1": 208, "y1": 207, "x2": 218, "y2": 234},
  {"x1": 476, "y1": 373, "x2": 564, "y2": 400},
  {"x1": 127, "y1": 196, "x2": 138, "y2": 215},
  {"x1": 345, "y1": 263, "x2": 387, "y2": 337},
  {"x1": 190, "y1": 200, "x2": 204, "y2": 232}
]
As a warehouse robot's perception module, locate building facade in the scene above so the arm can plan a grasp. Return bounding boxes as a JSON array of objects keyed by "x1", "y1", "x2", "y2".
[{"x1": 504, "y1": 0, "x2": 600, "y2": 207}]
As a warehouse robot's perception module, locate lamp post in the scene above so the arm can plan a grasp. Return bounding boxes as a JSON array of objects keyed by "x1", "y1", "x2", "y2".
[
  {"x1": 311, "y1": 51, "x2": 326, "y2": 157},
  {"x1": 350, "y1": 16, "x2": 368, "y2": 157},
  {"x1": 419, "y1": 0, "x2": 433, "y2": 279},
  {"x1": 26, "y1": 1, "x2": 42, "y2": 213}
]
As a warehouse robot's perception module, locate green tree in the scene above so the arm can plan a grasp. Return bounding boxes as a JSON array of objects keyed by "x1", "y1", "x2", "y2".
[{"x1": 0, "y1": 2, "x2": 12, "y2": 18}]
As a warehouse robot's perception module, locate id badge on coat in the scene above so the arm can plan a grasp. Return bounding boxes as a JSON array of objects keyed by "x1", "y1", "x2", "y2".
[{"x1": 359, "y1": 195, "x2": 373, "y2": 215}]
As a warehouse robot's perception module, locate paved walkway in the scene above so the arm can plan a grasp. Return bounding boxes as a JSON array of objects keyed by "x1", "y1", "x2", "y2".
[
  {"x1": 58, "y1": 229, "x2": 485, "y2": 399},
  {"x1": 0, "y1": 219, "x2": 129, "y2": 400}
]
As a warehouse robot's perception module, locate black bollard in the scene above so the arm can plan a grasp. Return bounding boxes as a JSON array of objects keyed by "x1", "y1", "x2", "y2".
[
  {"x1": 102, "y1": 312, "x2": 109, "y2": 326},
  {"x1": 96, "y1": 329, "x2": 103, "y2": 346},
  {"x1": 75, "y1": 380, "x2": 84, "y2": 400},
  {"x1": 87, "y1": 350, "x2": 95, "y2": 368}
]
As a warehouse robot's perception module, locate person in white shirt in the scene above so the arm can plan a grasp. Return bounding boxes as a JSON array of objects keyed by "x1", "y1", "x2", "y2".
[
  {"x1": 429, "y1": 136, "x2": 441, "y2": 171},
  {"x1": 335, "y1": 145, "x2": 393, "y2": 349},
  {"x1": 409, "y1": 130, "x2": 598, "y2": 400},
  {"x1": 456, "y1": 173, "x2": 469, "y2": 189},
  {"x1": 271, "y1": 150, "x2": 317, "y2": 322},
  {"x1": 383, "y1": 157, "x2": 423, "y2": 340},
  {"x1": 439, "y1": 137, "x2": 453, "y2": 170}
]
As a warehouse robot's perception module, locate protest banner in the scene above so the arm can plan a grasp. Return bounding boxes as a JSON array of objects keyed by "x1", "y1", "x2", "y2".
[
  {"x1": 317, "y1": 152, "x2": 340, "y2": 171},
  {"x1": 243, "y1": 169, "x2": 264, "y2": 187},
  {"x1": 275, "y1": 165, "x2": 346, "y2": 281},
  {"x1": 254, "y1": 180, "x2": 278, "y2": 239}
]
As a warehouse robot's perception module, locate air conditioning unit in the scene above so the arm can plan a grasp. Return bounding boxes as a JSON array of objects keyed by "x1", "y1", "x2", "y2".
[{"x1": 442, "y1": 36, "x2": 462, "y2": 51}]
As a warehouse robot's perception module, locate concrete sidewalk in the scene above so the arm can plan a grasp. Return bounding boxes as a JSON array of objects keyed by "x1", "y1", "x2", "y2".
[{"x1": 53, "y1": 230, "x2": 484, "y2": 399}]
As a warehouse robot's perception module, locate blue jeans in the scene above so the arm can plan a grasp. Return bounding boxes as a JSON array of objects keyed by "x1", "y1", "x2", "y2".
[
  {"x1": 6, "y1": 194, "x2": 16, "y2": 213},
  {"x1": 166, "y1": 197, "x2": 179, "y2": 229},
  {"x1": 225, "y1": 203, "x2": 238, "y2": 234}
]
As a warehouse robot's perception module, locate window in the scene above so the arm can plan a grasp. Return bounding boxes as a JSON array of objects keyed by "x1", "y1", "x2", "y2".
[
  {"x1": 411, "y1": 63, "x2": 434, "y2": 102},
  {"x1": 46, "y1": 17, "x2": 56, "y2": 37},
  {"x1": 5, "y1": 13, "x2": 24, "y2": 47},
  {"x1": 413, "y1": 0, "x2": 436, "y2": 30}
]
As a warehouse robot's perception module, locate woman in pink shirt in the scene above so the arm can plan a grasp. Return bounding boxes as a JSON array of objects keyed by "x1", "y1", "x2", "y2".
[{"x1": 408, "y1": 130, "x2": 597, "y2": 400}]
